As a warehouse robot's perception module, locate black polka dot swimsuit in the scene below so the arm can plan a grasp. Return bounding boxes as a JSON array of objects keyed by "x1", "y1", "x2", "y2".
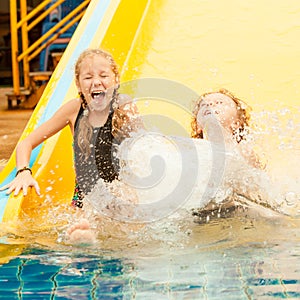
[{"x1": 72, "y1": 105, "x2": 119, "y2": 208}]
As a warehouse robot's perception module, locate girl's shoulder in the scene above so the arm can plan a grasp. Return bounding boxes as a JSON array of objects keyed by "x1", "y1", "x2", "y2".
[
  {"x1": 58, "y1": 98, "x2": 81, "y2": 115},
  {"x1": 62, "y1": 97, "x2": 81, "y2": 109},
  {"x1": 55, "y1": 98, "x2": 81, "y2": 128}
]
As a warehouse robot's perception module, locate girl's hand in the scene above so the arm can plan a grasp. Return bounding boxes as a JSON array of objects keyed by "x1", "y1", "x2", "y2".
[{"x1": 0, "y1": 171, "x2": 40, "y2": 196}]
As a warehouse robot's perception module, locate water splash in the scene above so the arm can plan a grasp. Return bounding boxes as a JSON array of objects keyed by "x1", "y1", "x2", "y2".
[
  {"x1": 10, "y1": 105, "x2": 296, "y2": 247},
  {"x1": 77, "y1": 105, "x2": 300, "y2": 245},
  {"x1": 251, "y1": 104, "x2": 300, "y2": 216}
]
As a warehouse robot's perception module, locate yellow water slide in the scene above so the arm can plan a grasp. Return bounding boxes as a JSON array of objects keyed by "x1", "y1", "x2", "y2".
[
  {"x1": 0, "y1": 0, "x2": 299, "y2": 228},
  {"x1": 0, "y1": 0, "x2": 151, "y2": 227}
]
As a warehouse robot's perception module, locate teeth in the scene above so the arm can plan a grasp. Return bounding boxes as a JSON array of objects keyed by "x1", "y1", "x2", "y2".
[{"x1": 91, "y1": 91, "x2": 105, "y2": 99}]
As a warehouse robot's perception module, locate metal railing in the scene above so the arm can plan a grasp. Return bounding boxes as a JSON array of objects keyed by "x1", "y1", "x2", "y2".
[{"x1": 10, "y1": 0, "x2": 90, "y2": 99}]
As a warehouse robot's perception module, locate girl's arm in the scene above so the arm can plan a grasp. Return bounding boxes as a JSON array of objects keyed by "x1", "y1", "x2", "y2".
[
  {"x1": 0, "y1": 99, "x2": 80, "y2": 196},
  {"x1": 238, "y1": 141, "x2": 265, "y2": 169}
]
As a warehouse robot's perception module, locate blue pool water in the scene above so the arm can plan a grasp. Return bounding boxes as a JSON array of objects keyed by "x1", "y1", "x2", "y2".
[{"x1": 0, "y1": 214, "x2": 299, "y2": 299}]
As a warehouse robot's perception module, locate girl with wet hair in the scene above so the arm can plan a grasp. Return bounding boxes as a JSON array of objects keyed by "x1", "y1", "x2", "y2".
[
  {"x1": 191, "y1": 88, "x2": 262, "y2": 168},
  {"x1": 2, "y1": 48, "x2": 144, "y2": 205},
  {"x1": 191, "y1": 88, "x2": 250, "y2": 141}
]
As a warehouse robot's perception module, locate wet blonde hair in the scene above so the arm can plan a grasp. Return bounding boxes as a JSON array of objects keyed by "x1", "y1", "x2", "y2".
[
  {"x1": 191, "y1": 88, "x2": 251, "y2": 142},
  {"x1": 75, "y1": 49, "x2": 120, "y2": 158}
]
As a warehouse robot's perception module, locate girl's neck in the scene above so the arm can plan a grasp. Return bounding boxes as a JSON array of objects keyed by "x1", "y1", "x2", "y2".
[{"x1": 88, "y1": 106, "x2": 111, "y2": 127}]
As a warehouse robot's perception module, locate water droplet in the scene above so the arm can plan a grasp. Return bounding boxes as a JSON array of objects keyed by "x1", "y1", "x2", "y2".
[{"x1": 45, "y1": 186, "x2": 53, "y2": 192}]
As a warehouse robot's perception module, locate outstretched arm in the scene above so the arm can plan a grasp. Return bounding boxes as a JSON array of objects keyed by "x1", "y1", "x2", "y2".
[{"x1": 0, "y1": 99, "x2": 80, "y2": 196}]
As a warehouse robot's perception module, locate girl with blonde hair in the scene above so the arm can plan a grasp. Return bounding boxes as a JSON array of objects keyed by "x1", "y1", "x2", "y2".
[{"x1": 2, "y1": 48, "x2": 143, "y2": 207}]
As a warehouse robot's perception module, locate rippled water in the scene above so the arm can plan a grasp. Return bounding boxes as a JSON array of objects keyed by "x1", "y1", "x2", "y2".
[{"x1": 0, "y1": 213, "x2": 299, "y2": 299}]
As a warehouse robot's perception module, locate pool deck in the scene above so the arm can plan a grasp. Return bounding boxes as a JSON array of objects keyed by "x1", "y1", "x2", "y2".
[{"x1": 0, "y1": 87, "x2": 33, "y2": 172}]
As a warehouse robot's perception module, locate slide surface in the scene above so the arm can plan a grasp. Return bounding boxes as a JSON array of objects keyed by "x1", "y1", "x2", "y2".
[
  {"x1": 1, "y1": 0, "x2": 300, "y2": 229},
  {"x1": 0, "y1": 0, "x2": 150, "y2": 228}
]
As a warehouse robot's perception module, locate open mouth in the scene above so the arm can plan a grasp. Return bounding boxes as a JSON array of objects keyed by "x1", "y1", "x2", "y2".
[
  {"x1": 91, "y1": 91, "x2": 105, "y2": 100},
  {"x1": 204, "y1": 110, "x2": 219, "y2": 116}
]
